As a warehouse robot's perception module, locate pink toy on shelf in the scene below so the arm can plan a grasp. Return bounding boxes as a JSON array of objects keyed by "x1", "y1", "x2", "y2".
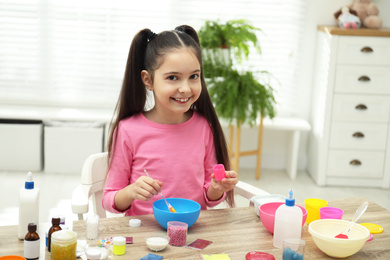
[{"x1": 213, "y1": 164, "x2": 226, "y2": 181}]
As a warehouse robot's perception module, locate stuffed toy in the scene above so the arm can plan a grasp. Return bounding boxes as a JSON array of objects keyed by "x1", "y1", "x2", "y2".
[
  {"x1": 334, "y1": 6, "x2": 361, "y2": 29},
  {"x1": 349, "y1": 0, "x2": 382, "y2": 29}
]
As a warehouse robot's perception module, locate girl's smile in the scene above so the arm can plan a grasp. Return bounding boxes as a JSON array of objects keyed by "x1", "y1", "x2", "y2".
[{"x1": 171, "y1": 97, "x2": 190, "y2": 103}]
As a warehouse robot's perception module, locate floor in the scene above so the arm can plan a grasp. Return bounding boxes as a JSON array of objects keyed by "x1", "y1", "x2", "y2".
[{"x1": 1, "y1": 168, "x2": 389, "y2": 228}]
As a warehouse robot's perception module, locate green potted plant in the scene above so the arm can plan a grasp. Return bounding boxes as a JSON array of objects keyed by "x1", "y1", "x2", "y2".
[
  {"x1": 198, "y1": 19, "x2": 276, "y2": 127},
  {"x1": 199, "y1": 19, "x2": 261, "y2": 63},
  {"x1": 199, "y1": 19, "x2": 277, "y2": 175}
]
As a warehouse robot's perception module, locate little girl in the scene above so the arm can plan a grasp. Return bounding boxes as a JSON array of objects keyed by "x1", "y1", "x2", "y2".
[{"x1": 102, "y1": 25, "x2": 238, "y2": 216}]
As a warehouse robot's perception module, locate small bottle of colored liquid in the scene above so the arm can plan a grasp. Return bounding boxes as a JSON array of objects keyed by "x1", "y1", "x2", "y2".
[
  {"x1": 24, "y1": 223, "x2": 40, "y2": 260},
  {"x1": 48, "y1": 217, "x2": 62, "y2": 252}
]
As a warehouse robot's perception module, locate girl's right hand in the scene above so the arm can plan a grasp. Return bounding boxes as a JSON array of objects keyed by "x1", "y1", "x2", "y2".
[{"x1": 128, "y1": 176, "x2": 163, "y2": 201}]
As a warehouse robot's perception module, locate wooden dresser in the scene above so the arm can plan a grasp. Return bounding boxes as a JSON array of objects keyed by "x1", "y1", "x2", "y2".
[{"x1": 308, "y1": 25, "x2": 390, "y2": 188}]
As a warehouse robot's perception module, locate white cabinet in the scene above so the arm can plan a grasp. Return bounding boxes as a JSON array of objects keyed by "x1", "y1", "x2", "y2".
[
  {"x1": 44, "y1": 121, "x2": 104, "y2": 174},
  {"x1": 0, "y1": 120, "x2": 43, "y2": 171},
  {"x1": 308, "y1": 26, "x2": 390, "y2": 188}
]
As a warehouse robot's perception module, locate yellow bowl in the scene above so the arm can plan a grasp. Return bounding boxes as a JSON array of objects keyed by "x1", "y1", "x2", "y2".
[{"x1": 308, "y1": 219, "x2": 370, "y2": 258}]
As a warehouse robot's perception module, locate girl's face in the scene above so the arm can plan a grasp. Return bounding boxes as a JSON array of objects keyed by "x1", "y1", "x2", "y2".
[{"x1": 142, "y1": 48, "x2": 202, "y2": 124}]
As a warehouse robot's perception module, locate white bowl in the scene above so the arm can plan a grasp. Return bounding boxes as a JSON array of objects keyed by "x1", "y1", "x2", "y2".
[
  {"x1": 308, "y1": 219, "x2": 370, "y2": 258},
  {"x1": 145, "y1": 234, "x2": 169, "y2": 252}
]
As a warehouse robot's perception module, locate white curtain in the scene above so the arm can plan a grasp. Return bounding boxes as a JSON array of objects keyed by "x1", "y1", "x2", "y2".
[{"x1": 0, "y1": 0, "x2": 307, "y2": 115}]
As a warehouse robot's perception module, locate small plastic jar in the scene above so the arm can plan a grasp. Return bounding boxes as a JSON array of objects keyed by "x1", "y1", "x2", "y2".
[
  {"x1": 129, "y1": 218, "x2": 141, "y2": 227},
  {"x1": 167, "y1": 221, "x2": 188, "y2": 246},
  {"x1": 112, "y1": 236, "x2": 126, "y2": 256},
  {"x1": 86, "y1": 242, "x2": 110, "y2": 260},
  {"x1": 51, "y1": 230, "x2": 77, "y2": 260},
  {"x1": 86, "y1": 247, "x2": 101, "y2": 260}
]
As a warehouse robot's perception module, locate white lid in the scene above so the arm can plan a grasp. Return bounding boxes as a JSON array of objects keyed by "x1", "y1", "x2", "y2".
[
  {"x1": 51, "y1": 230, "x2": 77, "y2": 245},
  {"x1": 86, "y1": 247, "x2": 101, "y2": 259},
  {"x1": 113, "y1": 236, "x2": 126, "y2": 246},
  {"x1": 129, "y1": 219, "x2": 141, "y2": 227}
]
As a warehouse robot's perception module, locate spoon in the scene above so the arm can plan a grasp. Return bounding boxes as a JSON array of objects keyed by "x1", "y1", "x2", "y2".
[
  {"x1": 143, "y1": 169, "x2": 177, "y2": 213},
  {"x1": 335, "y1": 201, "x2": 369, "y2": 239}
]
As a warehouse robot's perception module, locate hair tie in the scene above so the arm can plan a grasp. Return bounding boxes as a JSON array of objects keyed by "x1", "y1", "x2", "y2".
[{"x1": 147, "y1": 31, "x2": 157, "y2": 42}]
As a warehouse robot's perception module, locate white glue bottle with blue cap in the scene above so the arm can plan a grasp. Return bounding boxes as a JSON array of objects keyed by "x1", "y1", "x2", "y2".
[
  {"x1": 273, "y1": 188, "x2": 302, "y2": 248},
  {"x1": 18, "y1": 171, "x2": 40, "y2": 239}
]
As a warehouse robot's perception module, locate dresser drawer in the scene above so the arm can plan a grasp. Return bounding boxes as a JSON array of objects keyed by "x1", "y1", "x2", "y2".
[
  {"x1": 335, "y1": 65, "x2": 390, "y2": 94},
  {"x1": 329, "y1": 122, "x2": 388, "y2": 150},
  {"x1": 327, "y1": 150, "x2": 384, "y2": 178},
  {"x1": 332, "y1": 94, "x2": 390, "y2": 123},
  {"x1": 337, "y1": 36, "x2": 390, "y2": 66}
]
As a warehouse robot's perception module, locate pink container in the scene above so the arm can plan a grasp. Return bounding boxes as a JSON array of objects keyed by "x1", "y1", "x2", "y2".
[
  {"x1": 319, "y1": 207, "x2": 344, "y2": 219},
  {"x1": 259, "y1": 202, "x2": 307, "y2": 234},
  {"x1": 167, "y1": 221, "x2": 188, "y2": 247},
  {"x1": 213, "y1": 164, "x2": 226, "y2": 181}
]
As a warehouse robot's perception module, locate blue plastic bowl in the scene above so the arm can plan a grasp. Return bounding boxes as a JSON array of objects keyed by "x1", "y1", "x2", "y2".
[{"x1": 153, "y1": 198, "x2": 201, "y2": 229}]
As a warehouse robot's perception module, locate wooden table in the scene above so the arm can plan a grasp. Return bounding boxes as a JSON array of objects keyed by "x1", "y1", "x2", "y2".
[{"x1": 1, "y1": 198, "x2": 389, "y2": 259}]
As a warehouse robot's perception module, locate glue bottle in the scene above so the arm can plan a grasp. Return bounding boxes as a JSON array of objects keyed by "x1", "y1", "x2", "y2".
[
  {"x1": 18, "y1": 172, "x2": 40, "y2": 240},
  {"x1": 273, "y1": 188, "x2": 302, "y2": 248}
]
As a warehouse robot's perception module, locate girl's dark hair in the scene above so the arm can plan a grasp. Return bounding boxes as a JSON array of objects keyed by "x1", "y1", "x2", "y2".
[{"x1": 107, "y1": 25, "x2": 234, "y2": 207}]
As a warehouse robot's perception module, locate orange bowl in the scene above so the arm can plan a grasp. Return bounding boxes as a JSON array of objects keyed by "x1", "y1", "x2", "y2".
[{"x1": 0, "y1": 256, "x2": 26, "y2": 260}]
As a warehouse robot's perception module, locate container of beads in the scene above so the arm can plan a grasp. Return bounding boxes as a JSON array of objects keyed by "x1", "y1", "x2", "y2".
[
  {"x1": 86, "y1": 214, "x2": 99, "y2": 240},
  {"x1": 51, "y1": 230, "x2": 77, "y2": 260},
  {"x1": 167, "y1": 221, "x2": 188, "y2": 247}
]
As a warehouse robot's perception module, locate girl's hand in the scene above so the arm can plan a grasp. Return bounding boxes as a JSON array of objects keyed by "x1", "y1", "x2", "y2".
[
  {"x1": 128, "y1": 176, "x2": 163, "y2": 201},
  {"x1": 114, "y1": 176, "x2": 163, "y2": 212},
  {"x1": 210, "y1": 170, "x2": 239, "y2": 192}
]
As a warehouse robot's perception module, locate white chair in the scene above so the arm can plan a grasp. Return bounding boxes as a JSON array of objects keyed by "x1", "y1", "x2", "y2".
[{"x1": 71, "y1": 152, "x2": 269, "y2": 220}]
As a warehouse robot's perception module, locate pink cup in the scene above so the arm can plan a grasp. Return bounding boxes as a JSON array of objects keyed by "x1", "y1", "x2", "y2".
[
  {"x1": 213, "y1": 164, "x2": 226, "y2": 180},
  {"x1": 319, "y1": 207, "x2": 344, "y2": 219}
]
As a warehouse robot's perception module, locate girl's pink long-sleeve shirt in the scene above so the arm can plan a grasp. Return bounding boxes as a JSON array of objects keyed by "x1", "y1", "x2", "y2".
[{"x1": 102, "y1": 111, "x2": 225, "y2": 216}]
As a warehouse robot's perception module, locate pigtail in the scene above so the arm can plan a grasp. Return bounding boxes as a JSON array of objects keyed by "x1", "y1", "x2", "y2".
[
  {"x1": 122, "y1": 28, "x2": 150, "y2": 116},
  {"x1": 107, "y1": 28, "x2": 151, "y2": 167}
]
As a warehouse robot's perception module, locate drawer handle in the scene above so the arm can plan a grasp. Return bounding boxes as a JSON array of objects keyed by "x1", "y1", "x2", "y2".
[
  {"x1": 358, "y1": 76, "x2": 371, "y2": 82},
  {"x1": 355, "y1": 104, "x2": 367, "y2": 110},
  {"x1": 350, "y1": 159, "x2": 362, "y2": 166},
  {"x1": 361, "y1": 46, "x2": 373, "y2": 53},
  {"x1": 352, "y1": 132, "x2": 365, "y2": 138}
]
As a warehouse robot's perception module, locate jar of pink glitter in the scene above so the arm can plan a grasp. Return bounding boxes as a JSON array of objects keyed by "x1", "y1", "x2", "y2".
[{"x1": 167, "y1": 221, "x2": 188, "y2": 247}]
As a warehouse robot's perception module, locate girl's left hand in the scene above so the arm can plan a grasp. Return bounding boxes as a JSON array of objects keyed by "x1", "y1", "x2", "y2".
[{"x1": 211, "y1": 170, "x2": 239, "y2": 192}]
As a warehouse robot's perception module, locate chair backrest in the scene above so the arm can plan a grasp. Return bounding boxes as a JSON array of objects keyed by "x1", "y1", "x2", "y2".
[
  {"x1": 82, "y1": 152, "x2": 109, "y2": 218},
  {"x1": 71, "y1": 152, "x2": 108, "y2": 219}
]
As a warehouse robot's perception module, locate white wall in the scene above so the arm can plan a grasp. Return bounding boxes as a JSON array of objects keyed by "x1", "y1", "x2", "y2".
[{"x1": 239, "y1": 0, "x2": 390, "y2": 171}]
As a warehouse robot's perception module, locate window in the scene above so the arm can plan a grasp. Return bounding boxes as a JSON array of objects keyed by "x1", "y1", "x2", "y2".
[{"x1": 0, "y1": 0, "x2": 306, "y2": 115}]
